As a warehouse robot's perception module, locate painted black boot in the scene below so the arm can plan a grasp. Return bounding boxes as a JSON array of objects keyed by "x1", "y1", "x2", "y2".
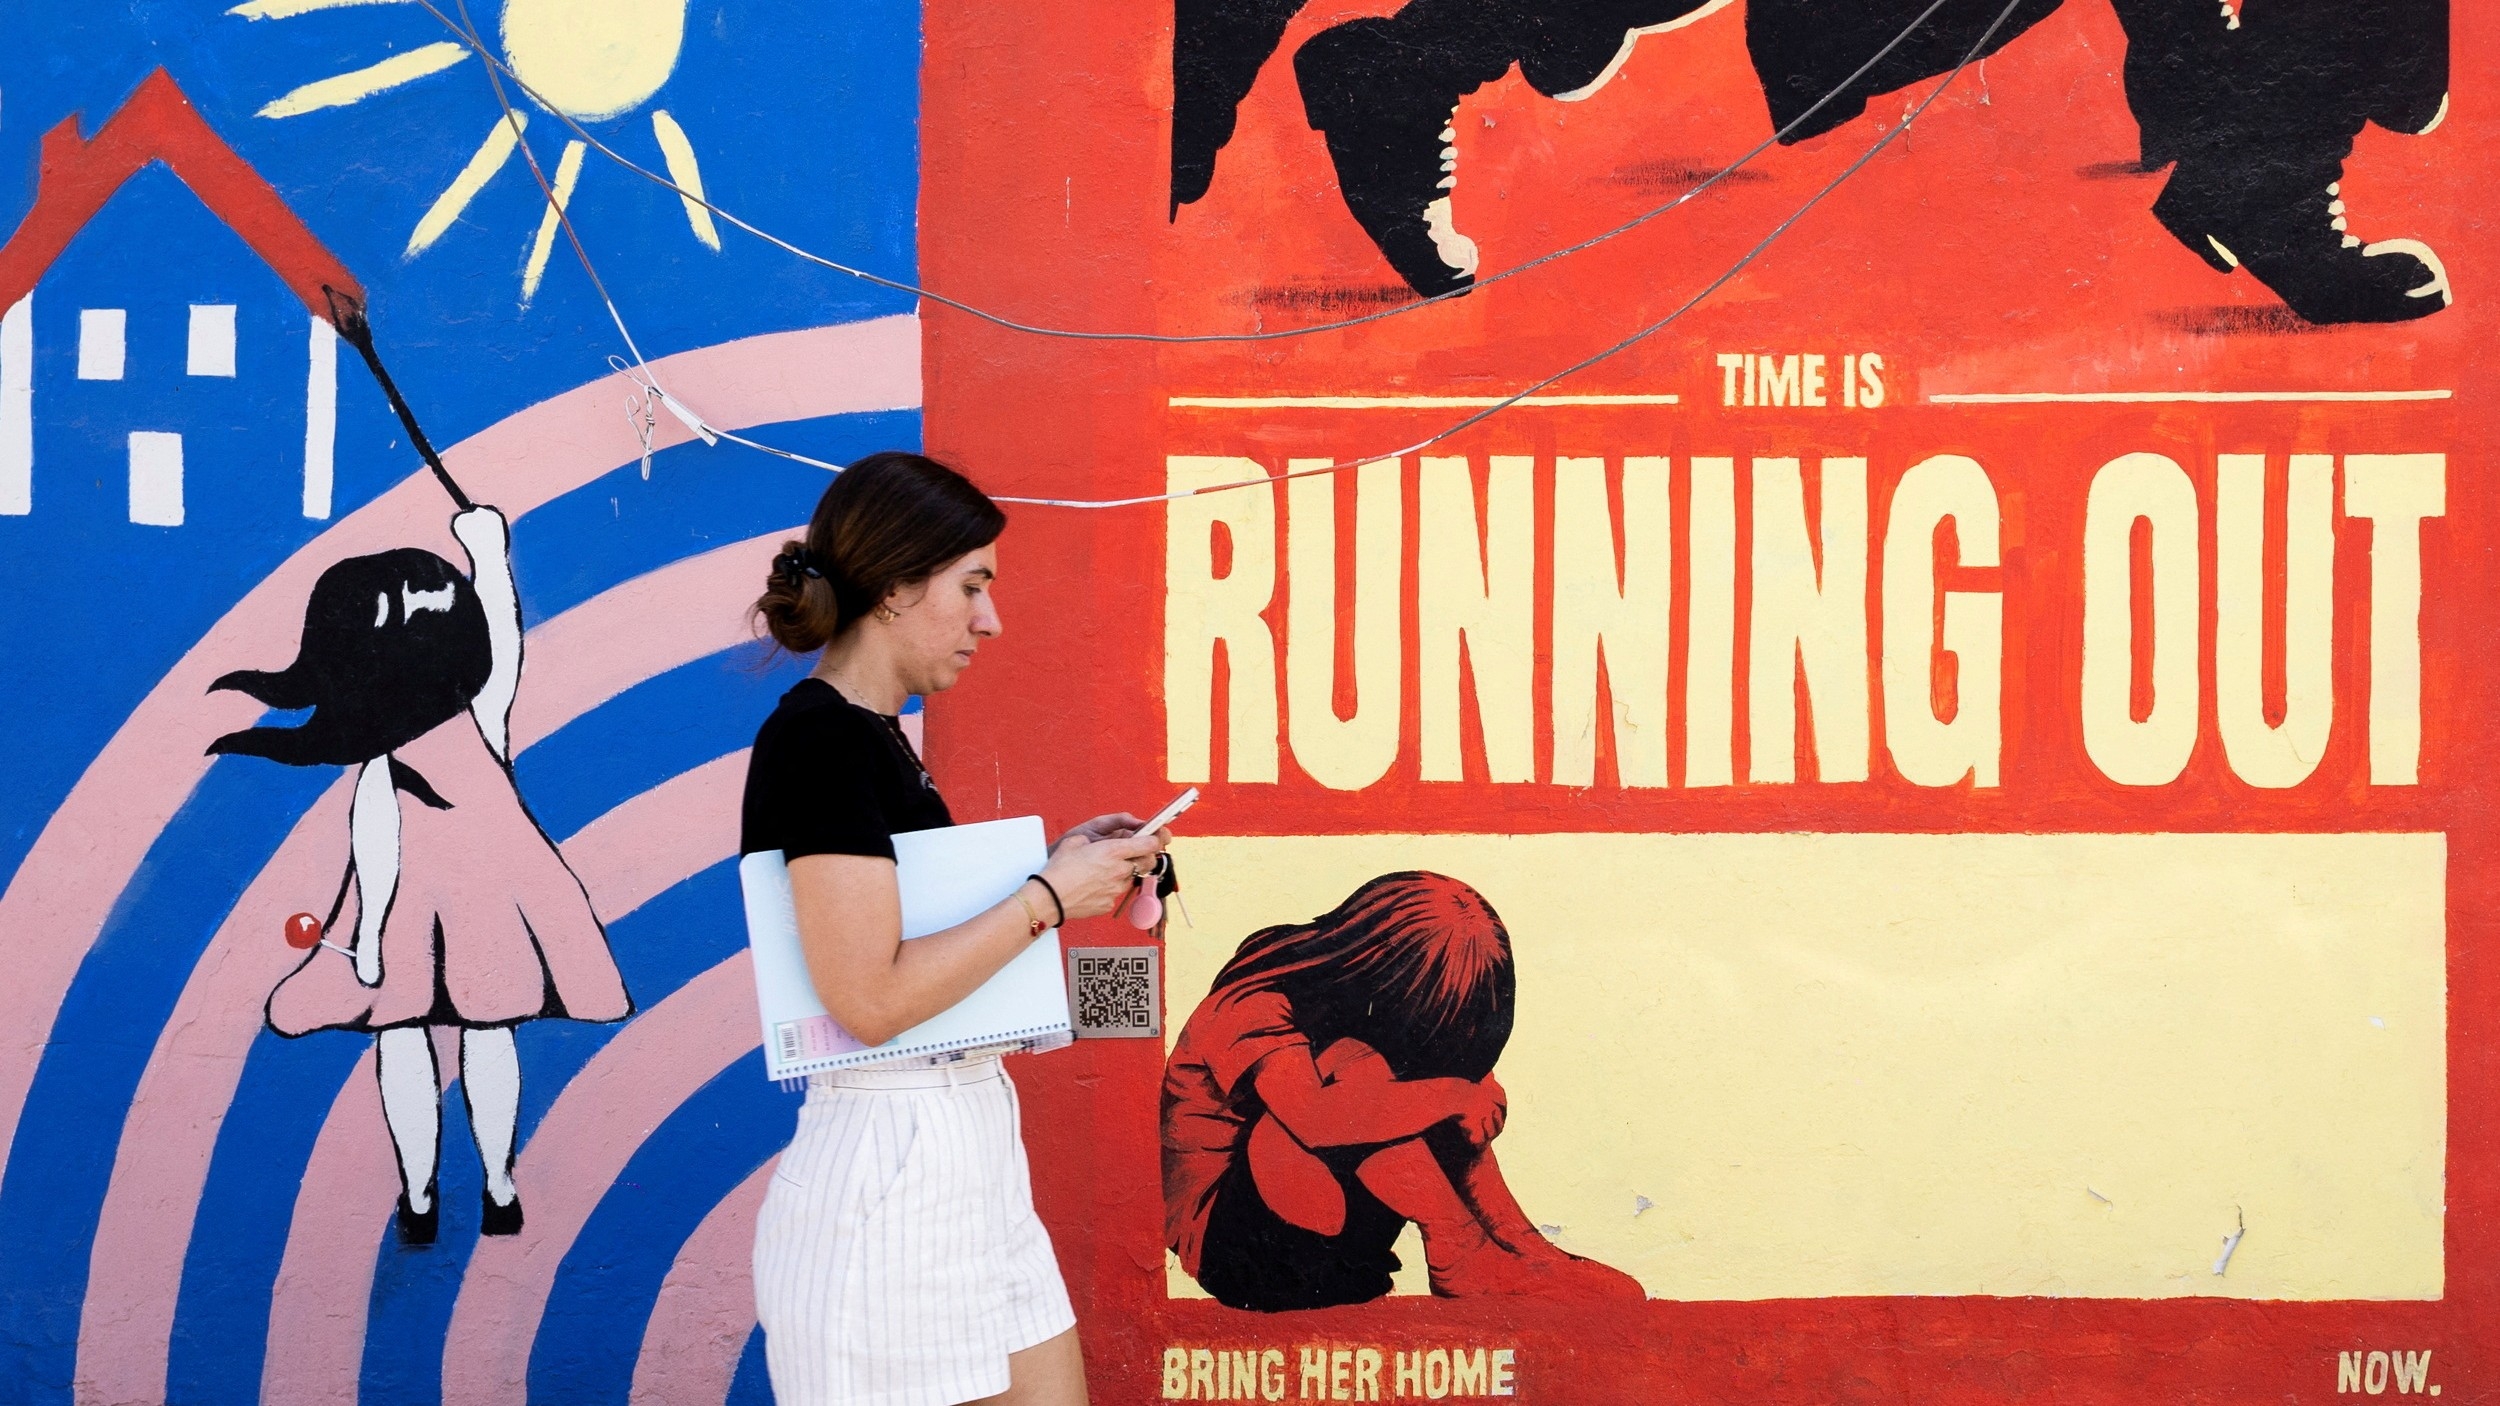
[
  {"x1": 396, "y1": 1186, "x2": 440, "y2": 1247},
  {"x1": 1294, "y1": 18, "x2": 1484, "y2": 297},
  {"x1": 481, "y1": 1188, "x2": 525, "y2": 1238},
  {"x1": 2152, "y1": 152, "x2": 2450, "y2": 325},
  {"x1": 1171, "y1": 0, "x2": 1313, "y2": 214}
]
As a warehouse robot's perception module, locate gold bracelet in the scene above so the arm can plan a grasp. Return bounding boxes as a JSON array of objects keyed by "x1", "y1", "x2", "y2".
[{"x1": 1013, "y1": 887, "x2": 1046, "y2": 939}]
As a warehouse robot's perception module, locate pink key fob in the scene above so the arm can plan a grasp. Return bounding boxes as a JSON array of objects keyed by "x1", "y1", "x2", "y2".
[{"x1": 1126, "y1": 883, "x2": 1163, "y2": 930}]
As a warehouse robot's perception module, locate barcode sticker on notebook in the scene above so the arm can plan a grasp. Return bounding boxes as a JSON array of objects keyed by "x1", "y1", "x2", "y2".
[{"x1": 776, "y1": 1016, "x2": 850, "y2": 1066}]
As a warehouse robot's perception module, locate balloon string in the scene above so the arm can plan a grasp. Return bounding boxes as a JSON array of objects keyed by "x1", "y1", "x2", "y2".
[{"x1": 321, "y1": 286, "x2": 474, "y2": 512}]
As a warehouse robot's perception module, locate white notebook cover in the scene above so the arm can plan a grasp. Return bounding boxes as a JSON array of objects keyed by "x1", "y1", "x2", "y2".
[{"x1": 740, "y1": 815, "x2": 1074, "y2": 1079}]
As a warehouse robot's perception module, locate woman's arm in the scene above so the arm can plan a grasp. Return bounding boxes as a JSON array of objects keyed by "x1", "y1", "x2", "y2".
[
  {"x1": 788, "y1": 828, "x2": 1164, "y2": 1046},
  {"x1": 1245, "y1": 1046, "x2": 1493, "y2": 1151},
  {"x1": 452, "y1": 506, "x2": 521, "y2": 761},
  {"x1": 787, "y1": 855, "x2": 1046, "y2": 1045}
]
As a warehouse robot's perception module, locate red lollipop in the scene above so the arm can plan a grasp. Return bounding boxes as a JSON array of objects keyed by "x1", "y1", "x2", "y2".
[{"x1": 283, "y1": 913, "x2": 324, "y2": 950}]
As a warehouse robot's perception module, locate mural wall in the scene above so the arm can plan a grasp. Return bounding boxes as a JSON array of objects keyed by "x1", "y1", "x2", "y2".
[
  {"x1": 0, "y1": 1, "x2": 2489, "y2": 1405},
  {"x1": 922, "y1": 0, "x2": 2490, "y2": 1402},
  {"x1": 0, "y1": 4, "x2": 920, "y2": 1402}
]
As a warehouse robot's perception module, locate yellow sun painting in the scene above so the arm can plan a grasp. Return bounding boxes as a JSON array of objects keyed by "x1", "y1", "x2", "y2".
[{"x1": 236, "y1": 0, "x2": 721, "y2": 305}]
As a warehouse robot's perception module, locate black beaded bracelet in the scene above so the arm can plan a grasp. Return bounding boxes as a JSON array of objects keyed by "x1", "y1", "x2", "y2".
[{"x1": 1025, "y1": 873, "x2": 1067, "y2": 928}]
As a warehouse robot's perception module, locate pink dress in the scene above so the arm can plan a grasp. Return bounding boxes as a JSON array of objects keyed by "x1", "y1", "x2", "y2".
[{"x1": 267, "y1": 712, "x2": 632, "y2": 1035}]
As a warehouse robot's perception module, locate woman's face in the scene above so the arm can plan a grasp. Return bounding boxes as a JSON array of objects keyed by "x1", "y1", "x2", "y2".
[{"x1": 884, "y1": 544, "x2": 1002, "y2": 695}]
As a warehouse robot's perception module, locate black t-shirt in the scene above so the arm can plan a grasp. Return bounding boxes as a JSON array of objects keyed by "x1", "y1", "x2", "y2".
[{"x1": 740, "y1": 679, "x2": 953, "y2": 860}]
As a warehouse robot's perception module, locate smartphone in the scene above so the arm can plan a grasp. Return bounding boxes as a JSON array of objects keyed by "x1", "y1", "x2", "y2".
[{"x1": 1135, "y1": 787, "x2": 1199, "y2": 837}]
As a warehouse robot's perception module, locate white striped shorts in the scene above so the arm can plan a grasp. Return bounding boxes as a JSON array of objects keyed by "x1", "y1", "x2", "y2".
[{"x1": 753, "y1": 1059, "x2": 1076, "y2": 1406}]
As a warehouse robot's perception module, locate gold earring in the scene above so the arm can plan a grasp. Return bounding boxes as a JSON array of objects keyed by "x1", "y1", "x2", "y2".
[{"x1": 875, "y1": 605, "x2": 899, "y2": 623}]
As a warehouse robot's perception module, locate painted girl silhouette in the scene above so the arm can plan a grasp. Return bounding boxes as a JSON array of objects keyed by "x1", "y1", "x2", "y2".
[
  {"x1": 210, "y1": 505, "x2": 632, "y2": 1245},
  {"x1": 1162, "y1": 871, "x2": 1640, "y2": 1310}
]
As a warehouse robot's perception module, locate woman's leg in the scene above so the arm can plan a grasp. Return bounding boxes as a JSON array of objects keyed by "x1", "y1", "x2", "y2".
[
  {"x1": 1346, "y1": 1138, "x2": 1536, "y2": 1293},
  {"x1": 1426, "y1": 1130, "x2": 1546, "y2": 1254},
  {"x1": 1265, "y1": 1040, "x2": 1640, "y2": 1298},
  {"x1": 1253, "y1": 1110, "x2": 1509, "y2": 1280},
  {"x1": 1196, "y1": 1142, "x2": 1405, "y2": 1311},
  {"x1": 1246, "y1": 1114, "x2": 1352, "y2": 1235},
  {"x1": 1243, "y1": 1039, "x2": 1525, "y2": 1291},
  {"x1": 375, "y1": 1026, "x2": 440, "y2": 1212},
  {"x1": 1427, "y1": 1132, "x2": 1644, "y2": 1297},
  {"x1": 459, "y1": 1025, "x2": 523, "y2": 1208},
  {"x1": 967, "y1": 1327, "x2": 1089, "y2": 1406},
  {"x1": 1247, "y1": 1038, "x2": 1414, "y2": 1235}
]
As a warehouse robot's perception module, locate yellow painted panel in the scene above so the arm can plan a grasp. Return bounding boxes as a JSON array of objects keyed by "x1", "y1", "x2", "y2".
[{"x1": 1161, "y1": 832, "x2": 2444, "y2": 1301}]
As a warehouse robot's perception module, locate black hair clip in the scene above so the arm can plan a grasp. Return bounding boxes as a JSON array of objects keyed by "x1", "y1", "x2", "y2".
[{"x1": 773, "y1": 547, "x2": 824, "y2": 582}]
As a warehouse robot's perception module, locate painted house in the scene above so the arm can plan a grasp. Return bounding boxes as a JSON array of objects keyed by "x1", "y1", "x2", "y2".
[{"x1": 0, "y1": 69, "x2": 357, "y2": 526}]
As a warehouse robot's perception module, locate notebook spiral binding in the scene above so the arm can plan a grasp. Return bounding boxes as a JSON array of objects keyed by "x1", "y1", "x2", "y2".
[{"x1": 771, "y1": 1026, "x2": 1074, "y2": 1092}]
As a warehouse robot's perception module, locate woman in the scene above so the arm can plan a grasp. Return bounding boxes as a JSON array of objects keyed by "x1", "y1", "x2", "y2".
[
  {"x1": 215, "y1": 504, "x2": 630, "y2": 1245},
  {"x1": 1162, "y1": 871, "x2": 1642, "y2": 1310},
  {"x1": 742, "y1": 451, "x2": 1163, "y2": 1406}
]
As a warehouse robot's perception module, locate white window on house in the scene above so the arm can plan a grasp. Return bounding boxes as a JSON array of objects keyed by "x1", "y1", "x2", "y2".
[
  {"x1": 129, "y1": 431, "x2": 183, "y2": 526},
  {"x1": 78, "y1": 308, "x2": 126, "y2": 381},
  {"x1": 188, "y1": 304, "x2": 237, "y2": 377}
]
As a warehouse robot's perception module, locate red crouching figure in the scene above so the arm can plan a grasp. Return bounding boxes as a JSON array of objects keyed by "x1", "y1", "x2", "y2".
[{"x1": 1162, "y1": 870, "x2": 1642, "y2": 1310}]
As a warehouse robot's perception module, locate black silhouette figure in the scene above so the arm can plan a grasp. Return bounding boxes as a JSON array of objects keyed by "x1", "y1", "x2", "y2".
[{"x1": 1172, "y1": 0, "x2": 2451, "y2": 323}]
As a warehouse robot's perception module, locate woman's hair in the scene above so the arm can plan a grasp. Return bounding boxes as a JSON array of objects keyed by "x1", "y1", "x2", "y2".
[
  {"x1": 207, "y1": 548, "x2": 490, "y2": 766},
  {"x1": 753, "y1": 451, "x2": 1008, "y2": 653},
  {"x1": 1206, "y1": 872, "x2": 1516, "y2": 1081}
]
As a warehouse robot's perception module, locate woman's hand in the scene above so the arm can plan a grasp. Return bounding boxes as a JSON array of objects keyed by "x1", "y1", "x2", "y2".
[
  {"x1": 1058, "y1": 812, "x2": 1165, "y2": 847},
  {"x1": 450, "y1": 503, "x2": 510, "y2": 560},
  {"x1": 1037, "y1": 829, "x2": 1167, "y2": 922}
]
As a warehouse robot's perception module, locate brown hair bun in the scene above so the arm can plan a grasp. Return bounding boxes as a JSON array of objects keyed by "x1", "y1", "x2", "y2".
[{"x1": 752, "y1": 451, "x2": 1007, "y2": 655}]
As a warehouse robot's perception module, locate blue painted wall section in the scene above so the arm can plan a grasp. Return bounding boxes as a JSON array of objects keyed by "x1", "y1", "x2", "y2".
[{"x1": 0, "y1": 4, "x2": 922, "y2": 1401}]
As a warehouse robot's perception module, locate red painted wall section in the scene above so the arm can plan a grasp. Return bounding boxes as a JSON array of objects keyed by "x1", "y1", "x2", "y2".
[
  {"x1": 0, "y1": 70, "x2": 362, "y2": 319},
  {"x1": 924, "y1": 1, "x2": 2493, "y2": 1401}
]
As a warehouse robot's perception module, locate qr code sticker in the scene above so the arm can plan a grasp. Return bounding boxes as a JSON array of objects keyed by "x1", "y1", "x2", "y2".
[{"x1": 1067, "y1": 946, "x2": 1160, "y2": 1038}]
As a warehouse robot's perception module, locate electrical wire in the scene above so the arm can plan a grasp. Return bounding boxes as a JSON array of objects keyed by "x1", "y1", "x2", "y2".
[
  {"x1": 444, "y1": 0, "x2": 828, "y2": 475},
  {"x1": 995, "y1": 0, "x2": 2029, "y2": 508},
  {"x1": 406, "y1": 0, "x2": 1965, "y2": 345},
  {"x1": 433, "y1": 0, "x2": 2027, "y2": 509}
]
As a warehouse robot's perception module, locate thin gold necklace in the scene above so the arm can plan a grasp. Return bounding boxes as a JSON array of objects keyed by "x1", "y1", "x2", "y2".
[{"x1": 824, "y1": 676, "x2": 935, "y2": 792}]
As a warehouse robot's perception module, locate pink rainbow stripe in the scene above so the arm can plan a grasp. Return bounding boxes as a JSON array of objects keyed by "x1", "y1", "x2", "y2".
[
  {"x1": 439, "y1": 956, "x2": 761, "y2": 1406},
  {"x1": 256, "y1": 759, "x2": 749, "y2": 1405},
  {"x1": 0, "y1": 315, "x2": 919, "y2": 1205},
  {"x1": 74, "y1": 781, "x2": 349, "y2": 1406},
  {"x1": 257, "y1": 1038, "x2": 428, "y2": 1406},
  {"x1": 628, "y1": 1160, "x2": 774, "y2": 1406},
  {"x1": 508, "y1": 533, "x2": 795, "y2": 755},
  {"x1": 558, "y1": 751, "x2": 751, "y2": 923},
  {"x1": 74, "y1": 565, "x2": 764, "y2": 1406}
]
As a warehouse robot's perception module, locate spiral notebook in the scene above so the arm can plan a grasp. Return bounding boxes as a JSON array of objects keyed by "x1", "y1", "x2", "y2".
[{"x1": 740, "y1": 815, "x2": 1074, "y2": 1082}]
